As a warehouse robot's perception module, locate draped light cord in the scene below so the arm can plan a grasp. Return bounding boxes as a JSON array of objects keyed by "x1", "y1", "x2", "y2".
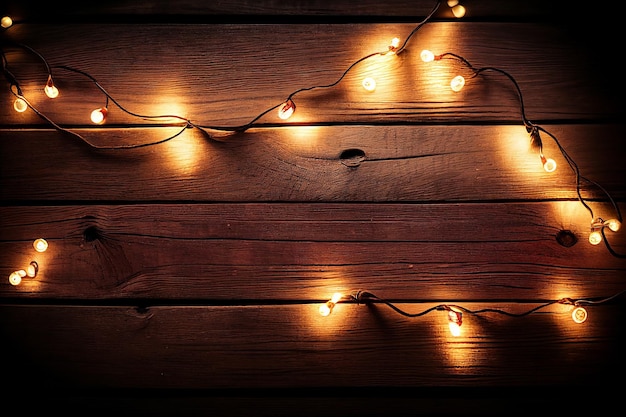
[
  {"x1": 0, "y1": 0, "x2": 441, "y2": 140},
  {"x1": 0, "y1": 0, "x2": 623, "y2": 256},
  {"x1": 318, "y1": 289, "x2": 626, "y2": 332},
  {"x1": 426, "y1": 51, "x2": 625, "y2": 258},
  {"x1": 350, "y1": 290, "x2": 624, "y2": 317}
]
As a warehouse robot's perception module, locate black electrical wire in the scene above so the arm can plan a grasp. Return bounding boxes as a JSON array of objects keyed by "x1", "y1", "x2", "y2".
[
  {"x1": 346, "y1": 289, "x2": 625, "y2": 319},
  {"x1": 435, "y1": 52, "x2": 625, "y2": 258}
]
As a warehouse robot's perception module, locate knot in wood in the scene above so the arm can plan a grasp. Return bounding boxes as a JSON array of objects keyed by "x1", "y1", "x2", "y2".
[{"x1": 340, "y1": 148, "x2": 366, "y2": 167}]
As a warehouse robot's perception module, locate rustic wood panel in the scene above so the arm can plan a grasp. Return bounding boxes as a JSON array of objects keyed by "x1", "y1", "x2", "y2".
[
  {"x1": 1, "y1": 203, "x2": 625, "y2": 301},
  {"x1": 1, "y1": 303, "x2": 624, "y2": 391},
  {"x1": 0, "y1": 22, "x2": 621, "y2": 128},
  {"x1": 2, "y1": 124, "x2": 625, "y2": 202},
  {"x1": 1, "y1": 0, "x2": 625, "y2": 413}
]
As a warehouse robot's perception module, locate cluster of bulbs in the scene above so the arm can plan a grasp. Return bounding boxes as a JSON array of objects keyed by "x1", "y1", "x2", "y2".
[
  {"x1": 319, "y1": 290, "x2": 618, "y2": 337},
  {"x1": 8, "y1": 238, "x2": 47, "y2": 286},
  {"x1": 0, "y1": 0, "x2": 623, "y2": 253}
]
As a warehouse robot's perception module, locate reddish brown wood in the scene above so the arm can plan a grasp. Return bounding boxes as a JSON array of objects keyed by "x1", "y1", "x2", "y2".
[
  {"x1": 1, "y1": 203, "x2": 624, "y2": 300},
  {"x1": 1, "y1": 125, "x2": 624, "y2": 202},
  {"x1": 1, "y1": 303, "x2": 623, "y2": 391},
  {"x1": 0, "y1": 22, "x2": 620, "y2": 127},
  {"x1": 1, "y1": 0, "x2": 624, "y2": 411}
]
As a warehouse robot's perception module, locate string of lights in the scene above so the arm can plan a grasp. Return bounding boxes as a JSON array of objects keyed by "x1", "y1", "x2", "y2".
[
  {"x1": 8, "y1": 237, "x2": 625, "y2": 337},
  {"x1": 0, "y1": 0, "x2": 624, "y2": 266},
  {"x1": 1, "y1": 0, "x2": 622, "y2": 256},
  {"x1": 419, "y1": 49, "x2": 624, "y2": 256},
  {"x1": 319, "y1": 289, "x2": 626, "y2": 336}
]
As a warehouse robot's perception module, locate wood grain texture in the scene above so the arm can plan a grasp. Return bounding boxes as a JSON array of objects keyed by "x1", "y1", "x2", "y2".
[
  {"x1": 1, "y1": 125, "x2": 625, "y2": 202},
  {"x1": 2, "y1": 303, "x2": 624, "y2": 391},
  {"x1": 0, "y1": 22, "x2": 621, "y2": 127},
  {"x1": 1, "y1": 0, "x2": 625, "y2": 411},
  {"x1": 1, "y1": 203, "x2": 624, "y2": 300}
]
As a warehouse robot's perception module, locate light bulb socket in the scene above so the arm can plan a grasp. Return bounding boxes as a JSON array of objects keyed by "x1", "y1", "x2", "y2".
[
  {"x1": 26, "y1": 261, "x2": 39, "y2": 278},
  {"x1": 447, "y1": 309, "x2": 463, "y2": 326}
]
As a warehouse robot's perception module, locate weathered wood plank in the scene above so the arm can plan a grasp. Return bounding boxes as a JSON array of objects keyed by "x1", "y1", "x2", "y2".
[
  {"x1": 1, "y1": 203, "x2": 624, "y2": 300},
  {"x1": 1, "y1": 22, "x2": 620, "y2": 127},
  {"x1": 1, "y1": 125, "x2": 624, "y2": 202},
  {"x1": 1, "y1": 303, "x2": 624, "y2": 390}
]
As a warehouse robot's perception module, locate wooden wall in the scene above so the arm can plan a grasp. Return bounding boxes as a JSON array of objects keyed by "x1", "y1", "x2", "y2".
[{"x1": 1, "y1": 0, "x2": 625, "y2": 414}]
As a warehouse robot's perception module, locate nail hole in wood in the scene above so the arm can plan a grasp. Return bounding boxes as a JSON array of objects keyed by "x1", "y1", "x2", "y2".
[
  {"x1": 83, "y1": 226, "x2": 101, "y2": 242},
  {"x1": 340, "y1": 148, "x2": 366, "y2": 167},
  {"x1": 556, "y1": 230, "x2": 577, "y2": 247}
]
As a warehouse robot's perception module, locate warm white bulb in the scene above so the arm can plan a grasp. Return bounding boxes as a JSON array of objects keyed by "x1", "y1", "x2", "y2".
[
  {"x1": 319, "y1": 293, "x2": 342, "y2": 316},
  {"x1": 362, "y1": 77, "x2": 376, "y2": 92},
  {"x1": 543, "y1": 157, "x2": 557, "y2": 173},
  {"x1": 420, "y1": 49, "x2": 435, "y2": 63},
  {"x1": 450, "y1": 75, "x2": 465, "y2": 92},
  {"x1": 571, "y1": 306, "x2": 588, "y2": 324},
  {"x1": 13, "y1": 97, "x2": 28, "y2": 113},
  {"x1": 9, "y1": 270, "x2": 26, "y2": 286},
  {"x1": 33, "y1": 238, "x2": 48, "y2": 252},
  {"x1": 44, "y1": 84, "x2": 59, "y2": 99},
  {"x1": 589, "y1": 230, "x2": 602, "y2": 245},
  {"x1": 389, "y1": 37, "x2": 400, "y2": 52},
  {"x1": 606, "y1": 219, "x2": 621, "y2": 232},
  {"x1": 448, "y1": 321, "x2": 461, "y2": 337},
  {"x1": 1, "y1": 16, "x2": 13, "y2": 28},
  {"x1": 278, "y1": 100, "x2": 295, "y2": 120},
  {"x1": 447, "y1": 310, "x2": 462, "y2": 336},
  {"x1": 447, "y1": 0, "x2": 459, "y2": 6},
  {"x1": 451, "y1": 5, "x2": 466, "y2": 18},
  {"x1": 26, "y1": 261, "x2": 39, "y2": 278},
  {"x1": 330, "y1": 292, "x2": 342, "y2": 304},
  {"x1": 319, "y1": 302, "x2": 333, "y2": 317},
  {"x1": 91, "y1": 107, "x2": 107, "y2": 124}
]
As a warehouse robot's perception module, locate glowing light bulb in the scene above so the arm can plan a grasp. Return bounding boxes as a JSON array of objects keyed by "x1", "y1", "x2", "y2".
[
  {"x1": 44, "y1": 76, "x2": 59, "y2": 99},
  {"x1": 1, "y1": 16, "x2": 13, "y2": 28},
  {"x1": 319, "y1": 303, "x2": 332, "y2": 317},
  {"x1": 278, "y1": 99, "x2": 295, "y2": 120},
  {"x1": 420, "y1": 49, "x2": 435, "y2": 63},
  {"x1": 362, "y1": 77, "x2": 376, "y2": 92},
  {"x1": 541, "y1": 155, "x2": 557, "y2": 172},
  {"x1": 26, "y1": 261, "x2": 39, "y2": 278},
  {"x1": 447, "y1": 309, "x2": 462, "y2": 337},
  {"x1": 13, "y1": 97, "x2": 28, "y2": 113},
  {"x1": 605, "y1": 219, "x2": 621, "y2": 232},
  {"x1": 91, "y1": 107, "x2": 107, "y2": 124},
  {"x1": 9, "y1": 270, "x2": 26, "y2": 286},
  {"x1": 571, "y1": 306, "x2": 588, "y2": 324},
  {"x1": 447, "y1": 0, "x2": 459, "y2": 6},
  {"x1": 33, "y1": 238, "x2": 48, "y2": 252},
  {"x1": 450, "y1": 75, "x2": 465, "y2": 92},
  {"x1": 588, "y1": 230, "x2": 602, "y2": 245},
  {"x1": 388, "y1": 37, "x2": 400, "y2": 53},
  {"x1": 451, "y1": 5, "x2": 466, "y2": 18},
  {"x1": 319, "y1": 292, "x2": 343, "y2": 317}
]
